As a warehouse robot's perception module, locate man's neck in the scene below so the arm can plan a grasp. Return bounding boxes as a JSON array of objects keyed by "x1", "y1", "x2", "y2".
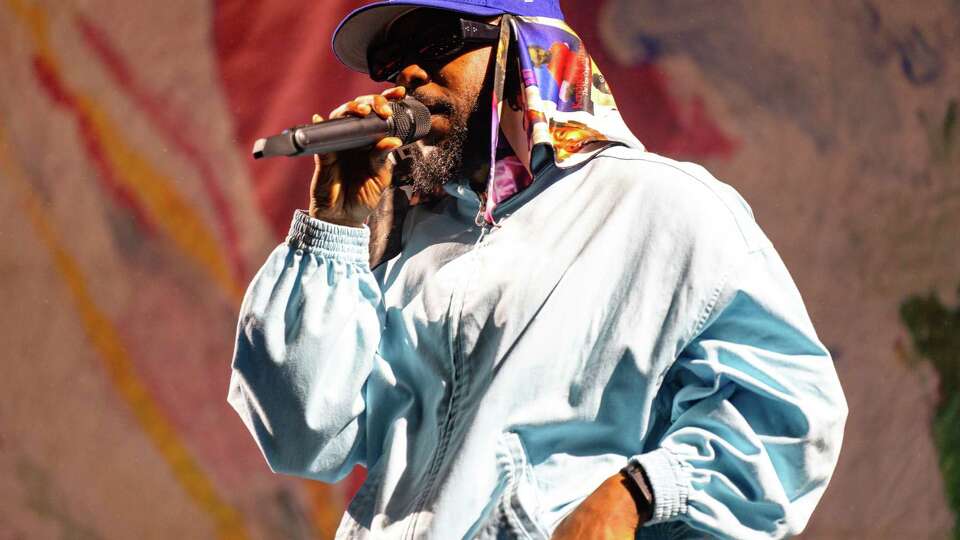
[{"x1": 460, "y1": 137, "x2": 492, "y2": 195}]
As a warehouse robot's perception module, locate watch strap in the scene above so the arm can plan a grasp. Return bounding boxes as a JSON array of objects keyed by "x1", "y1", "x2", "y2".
[{"x1": 620, "y1": 459, "x2": 655, "y2": 516}]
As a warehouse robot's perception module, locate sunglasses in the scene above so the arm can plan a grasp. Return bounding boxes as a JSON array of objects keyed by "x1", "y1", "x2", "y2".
[{"x1": 367, "y1": 17, "x2": 500, "y2": 83}]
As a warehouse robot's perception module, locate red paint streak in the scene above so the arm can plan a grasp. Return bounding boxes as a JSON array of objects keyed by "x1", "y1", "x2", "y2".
[
  {"x1": 626, "y1": 63, "x2": 736, "y2": 158},
  {"x1": 32, "y1": 56, "x2": 157, "y2": 234},
  {"x1": 76, "y1": 15, "x2": 247, "y2": 281},
  {"x1": 344, "y1": 466, "x2": 367, "y2": 502},
  {"x1": 568, "y1": 8, "x2": 737, "y2": 159}
]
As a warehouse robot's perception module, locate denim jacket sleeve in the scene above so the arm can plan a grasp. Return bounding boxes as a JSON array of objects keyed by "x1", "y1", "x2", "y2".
[
  {"x1": 634, "y1": 245, "x2": 848, "y2": 539},
  {"x1": 227, "y1": 210, "x2": 382, "y2": 482}
]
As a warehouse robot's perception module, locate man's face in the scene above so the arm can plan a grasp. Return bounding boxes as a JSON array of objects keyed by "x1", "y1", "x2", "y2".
[{"x1": 370, "y1": 9, "x2": 496, "y2": 192}]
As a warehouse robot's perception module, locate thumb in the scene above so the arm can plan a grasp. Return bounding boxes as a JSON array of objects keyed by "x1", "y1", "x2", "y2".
[{"x1": 370, "y1": 137, "x2": 404, "y2": 178}]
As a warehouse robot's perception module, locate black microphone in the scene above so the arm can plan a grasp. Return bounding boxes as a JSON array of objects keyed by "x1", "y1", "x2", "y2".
[{"x1": 251, "y1": 97, "x2": 431, "y2": 159}]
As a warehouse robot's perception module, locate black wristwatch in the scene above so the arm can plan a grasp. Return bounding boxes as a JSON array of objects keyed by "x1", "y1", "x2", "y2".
[{"x1": 620, "y1": 460, "x2": 655, "y2": 520}]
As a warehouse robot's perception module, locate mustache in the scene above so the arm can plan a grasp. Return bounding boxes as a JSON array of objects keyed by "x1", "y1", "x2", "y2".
[{"x1": 411, "y1": 91, "x2": 456, "y2": 115}]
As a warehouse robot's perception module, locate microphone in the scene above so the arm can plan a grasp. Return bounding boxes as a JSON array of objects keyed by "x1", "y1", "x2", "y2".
[{"x1": 252, "y1": 97, "x2": 431, "y2": 159}]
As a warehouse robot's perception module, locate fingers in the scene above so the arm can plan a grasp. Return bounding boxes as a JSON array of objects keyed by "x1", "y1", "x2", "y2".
[
  {"x1": 329, "y1": 88, "x2": 407, "y2": 120},
  {"x1": 316, "y1": 90, "x2": 406, "y2": 179},
  {"x1": 331, "y1": 95, "x2": 377, "y2": 119},
  {"x1": 355, "y1": 94, "x2": 393, "y2": 119},
  {"x1": 381, "y1": 86, "x2": 406, "y2": 100},
  {"x1": 374, "y1": 137, "x2": 404, "y2": 153},
  {"x1": 312, "y1": 114, "x2": 330, "y2": 166},
  {"x1": 371, "y1": 94, "x2": 391, "y2": 119},
  {"x1": 370, "y1": 136, "x2": 404, "y2": 176},
  {"x1": 308, "y1": 114, "x2": 337, "y2": 168},
  {"x1": 330, "y1": 100, "x2": 372, "y2": 119}
]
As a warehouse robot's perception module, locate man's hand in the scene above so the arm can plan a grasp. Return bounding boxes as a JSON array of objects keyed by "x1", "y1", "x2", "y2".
[
  {"x1": 308, "y1": 86, "x2": 407, "y2": 227},
  {"x1": 551, "y1": 472, "x2": 652, "y2": 540}
]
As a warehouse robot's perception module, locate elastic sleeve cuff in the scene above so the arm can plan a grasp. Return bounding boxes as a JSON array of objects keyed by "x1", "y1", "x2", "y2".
[
  {"x1": 286, "y1": 210, "x2": 370, "y2": 266},
  {"x1": 633, "y1": 448, "x2": 692, "y2": 525}
]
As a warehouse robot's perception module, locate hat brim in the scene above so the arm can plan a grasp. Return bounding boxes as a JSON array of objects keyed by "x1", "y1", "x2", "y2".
[{"x1": 332, "y1": 1, "x2": 504, "y2": 75}]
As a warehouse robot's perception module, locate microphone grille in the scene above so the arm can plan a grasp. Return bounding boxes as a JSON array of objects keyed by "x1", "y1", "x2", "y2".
[{"x1": 391, "y1": 97, "x2": 431, "y2": 144}]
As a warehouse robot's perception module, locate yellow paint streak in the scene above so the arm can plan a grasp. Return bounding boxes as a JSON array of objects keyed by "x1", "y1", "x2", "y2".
[
  {"x1": 5, "y1": 0, "x2": 53, "y2": 59},
  {"x1": 4, "y1": 0, "x2": 244, "y2": 302},
  {"x1": 0, "y1": 130, "x2": 249, "y2": 540}
]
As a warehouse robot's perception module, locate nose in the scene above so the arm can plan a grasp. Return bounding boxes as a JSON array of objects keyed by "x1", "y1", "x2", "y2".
[{"x1": 396, "y1": 64, "x2": 430, "y2": 91}]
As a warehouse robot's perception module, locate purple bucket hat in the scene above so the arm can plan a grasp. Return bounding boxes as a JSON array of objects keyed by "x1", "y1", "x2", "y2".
[{"x1": 332, "y1": 0, "x2": 565, "y2": 74}]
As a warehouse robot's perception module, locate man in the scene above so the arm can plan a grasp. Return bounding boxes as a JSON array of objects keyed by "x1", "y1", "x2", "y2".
[{"x1": 228, "y1": 1, "x2": 848, "y2": 538}]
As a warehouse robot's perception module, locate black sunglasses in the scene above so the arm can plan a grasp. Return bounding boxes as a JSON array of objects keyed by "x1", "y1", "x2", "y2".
[{"x1": 367, "y1": 17, "x2": 500, "y2": 82}]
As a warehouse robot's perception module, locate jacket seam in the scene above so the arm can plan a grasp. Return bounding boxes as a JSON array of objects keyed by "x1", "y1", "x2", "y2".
[{"x1": 504, "y1": 434, "x2": 548, "y2": 539}]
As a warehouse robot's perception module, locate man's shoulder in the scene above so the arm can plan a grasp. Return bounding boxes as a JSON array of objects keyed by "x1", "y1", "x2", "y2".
[
  {"x1": 584, "y1": 146, "x2": 749, "y2": 216},
  {"x1": 580, "y1": 145, "x2": 770, "y2": 253}
]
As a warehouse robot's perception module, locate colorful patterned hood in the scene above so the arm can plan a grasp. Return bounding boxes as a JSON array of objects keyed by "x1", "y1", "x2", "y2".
[{"x1": 479, "y1": 14, "x2": 645, "y2": 223}]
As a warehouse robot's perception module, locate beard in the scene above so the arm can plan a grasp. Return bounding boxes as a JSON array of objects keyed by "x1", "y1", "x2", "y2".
[
  {"x1": 408, "y1": 117, "x2": 469, "y2": 195},
  {"x1": 407, "y1": 87, "x2": 485, "y2": 196}
]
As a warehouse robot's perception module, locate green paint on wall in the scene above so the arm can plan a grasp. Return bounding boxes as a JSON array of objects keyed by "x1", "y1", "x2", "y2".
[
  {"x1": 901, "y1": 285, "x2": 960, "y2": 539},
  {"x1": 921, "y1": 98, "x2": 959, "y2": 166}
]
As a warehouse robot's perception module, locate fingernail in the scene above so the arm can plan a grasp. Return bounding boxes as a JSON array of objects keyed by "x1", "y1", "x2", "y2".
[{"x1": 312, "y1": 113, "x2": 322, "y2": 123}]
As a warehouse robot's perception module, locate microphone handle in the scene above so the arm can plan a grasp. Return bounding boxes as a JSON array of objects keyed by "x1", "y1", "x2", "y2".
[
  {"x1": 251, "y1": 114, "x2": 392, "y2": 159},
  {"x1": 252, "y1": 97, "x2": 429, "y2": 160},
  {"x1": 294, "y1": 114, "x2": 391, "y2": 154}
]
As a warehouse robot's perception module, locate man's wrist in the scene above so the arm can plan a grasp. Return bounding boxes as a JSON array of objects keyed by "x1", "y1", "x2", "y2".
[
  {"x1": 620, "y1": 460, "x2": 655, "y2": 526},
  {"x1": 308, "y1": 208, "x2": 366, "y2": 228}
]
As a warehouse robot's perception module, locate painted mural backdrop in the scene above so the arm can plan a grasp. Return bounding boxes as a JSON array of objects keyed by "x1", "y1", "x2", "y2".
[{"x1": 1, "y1": 0, "x2": 957, "y2": 538}]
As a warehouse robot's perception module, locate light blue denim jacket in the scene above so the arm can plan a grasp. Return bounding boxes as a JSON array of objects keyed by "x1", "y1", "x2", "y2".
[{"x1": 228, "y1": 146, "x2": 847, "y2": 539}]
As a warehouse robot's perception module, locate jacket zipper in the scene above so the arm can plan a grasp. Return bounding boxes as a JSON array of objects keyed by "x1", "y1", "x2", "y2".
[{"x1": 406, "y1": 205, "x2": 489, "y2": 539}]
